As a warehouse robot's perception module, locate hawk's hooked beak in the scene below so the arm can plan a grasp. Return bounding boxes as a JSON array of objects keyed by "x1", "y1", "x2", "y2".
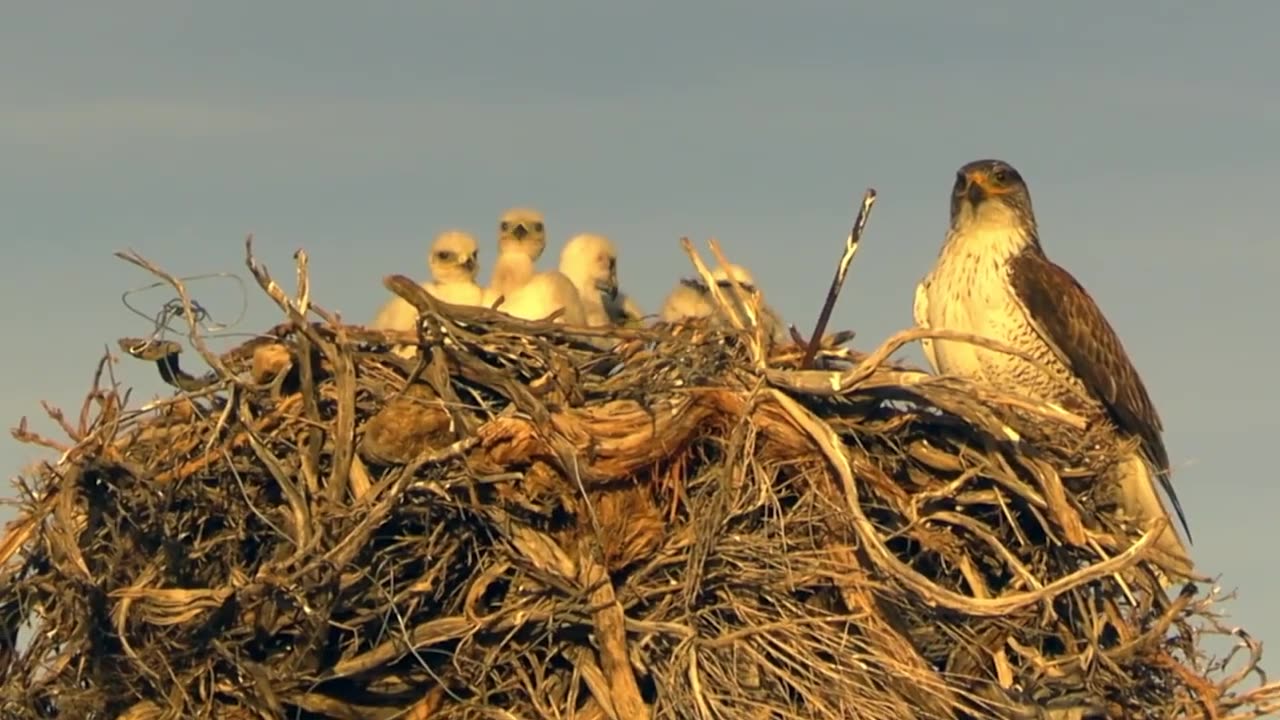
[
  {"x1": 511, "y1": 223, "x2": 529, "y2": 239},
  {"x1": 960, "y1": 172, "x2": 988, "y2": 206},
  {"x1": 966, "y1": 180, "x2": 987, "y2": 206}
]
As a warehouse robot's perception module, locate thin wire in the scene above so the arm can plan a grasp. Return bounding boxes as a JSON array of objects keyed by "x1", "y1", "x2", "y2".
[{"x1": 120, "y1": 271, "x2": 250, "y2": 341}]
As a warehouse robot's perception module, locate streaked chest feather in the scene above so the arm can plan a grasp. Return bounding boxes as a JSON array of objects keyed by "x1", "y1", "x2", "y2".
[{"x1": 922, "y1": 230, "x2": 1084, "y2": 402}]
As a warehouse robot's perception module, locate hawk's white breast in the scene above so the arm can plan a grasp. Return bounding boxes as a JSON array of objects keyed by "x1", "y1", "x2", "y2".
[{"x1": 918, "y1": 226, "x2": 1082, "y2": 402}]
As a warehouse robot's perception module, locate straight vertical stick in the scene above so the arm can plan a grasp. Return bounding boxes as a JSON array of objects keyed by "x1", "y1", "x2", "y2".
[{"x1": 800, "y1": 189, "x2": 878, "y2": 369}]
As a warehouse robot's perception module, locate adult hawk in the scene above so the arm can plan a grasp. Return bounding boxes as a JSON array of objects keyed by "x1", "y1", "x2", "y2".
[{"x1": 912, "y1": 158, "x2": 1194, "y2": 580}]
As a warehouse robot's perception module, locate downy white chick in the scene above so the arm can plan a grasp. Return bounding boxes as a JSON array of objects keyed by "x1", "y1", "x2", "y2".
[
  {"x1": 371, "y1": 229, "x2": 484, "y2": 358},
  {"x1": 559, "y1": 233, "x2": 632, "y2": 327},
  {"x1": 660, "y1": 263, "x2": 756, "y2": 322},
  {"x1": 483, "y1": 207, "x2": 547, "y2": 307},
  {"x1": 422, "y1": 230, "x2": 483, "y2": 307},
  {"x1": 661, "y1": 263, "x2": 782, "y2": 338},
  {"x1": 499, "y1": 272, "x2": 588, "y2": 325},
  {"x1": 371, "y1": 229, "x2": 484, "y2": 333},
  {"x1": 482, "y1": 207, "x2": 586, "y2": 325}
]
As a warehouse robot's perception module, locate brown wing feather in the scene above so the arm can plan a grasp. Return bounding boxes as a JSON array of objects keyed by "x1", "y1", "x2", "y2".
[
  {"x1": 1008, "y1": 249, "x2": 1191, "y2": 542},
  {"x1": 679, "y1": 277, "x2": 708, "y2": 293}
]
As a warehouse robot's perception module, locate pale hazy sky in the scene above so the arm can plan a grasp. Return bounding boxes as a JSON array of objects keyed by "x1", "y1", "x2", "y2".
[{"x1": 3, "y1": 1, "x2": 1277, "y2": 661}]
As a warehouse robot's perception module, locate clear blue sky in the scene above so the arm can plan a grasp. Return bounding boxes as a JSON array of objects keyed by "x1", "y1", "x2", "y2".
[{"x1": 3, "y1": 0, "x2": 1277, "y2": 663}]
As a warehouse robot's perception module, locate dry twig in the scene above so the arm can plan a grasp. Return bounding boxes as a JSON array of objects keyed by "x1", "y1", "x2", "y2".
[{"x1": 0, "y1": 243, "x2": 1273, "y2": 720}]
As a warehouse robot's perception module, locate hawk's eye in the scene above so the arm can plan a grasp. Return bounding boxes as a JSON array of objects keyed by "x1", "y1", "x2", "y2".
[
  {"x1": 992, "y1": 169, "x2": 1009, "y2": 183},
  {"x1": 532, "y1": 222, "x2": 544, "y2": 232},
  {"x1": 499, "y1": 221, "x2": 510, "y2": 231}
]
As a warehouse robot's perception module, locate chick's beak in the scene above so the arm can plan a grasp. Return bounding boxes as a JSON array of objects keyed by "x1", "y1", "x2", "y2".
[
  {"x1": 595, "y1": 270, "x2": 619, "y2": 300},
  {"x1": 462, "y1": 255, "x2": 476, "y2": 272},
  {"x1": 511, "y1": 223, "x2": 528, "y2": 239}
]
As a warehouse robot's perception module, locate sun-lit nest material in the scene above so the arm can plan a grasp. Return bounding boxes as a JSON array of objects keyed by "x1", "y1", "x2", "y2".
[{"x1": 1, "y1": 239, "x2": 1278, "y2": 720}]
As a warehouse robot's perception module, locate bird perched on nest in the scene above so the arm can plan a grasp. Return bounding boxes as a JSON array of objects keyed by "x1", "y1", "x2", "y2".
[
  {"x1": 559, "y1": 233, "x2": 643, "y2": 327},
  {"x1": 912, "y1": 158, "x2": 1194, "y2": 583},
  {"x1": 482, "y1": 207, "x2": 586, "y2": 325},
  {"x1": 371, "y1": 229, "x2": 484, "y2": 330},
  {"x1": 661, "y1": 263, "x2": 782, "y2": 338}
]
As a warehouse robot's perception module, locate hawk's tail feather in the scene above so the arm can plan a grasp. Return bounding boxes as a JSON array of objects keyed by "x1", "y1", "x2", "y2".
[
  {"x1": 1115, "y1": 452, "x2": 1195, "y2": 585},
  {"x1": 1156, "y1": 468, "x2": 1194, "y2": 545}
]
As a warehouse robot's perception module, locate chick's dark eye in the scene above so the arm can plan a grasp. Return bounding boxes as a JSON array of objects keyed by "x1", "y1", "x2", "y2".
[
  {"x1": 532, "y1": 222, "x2": 544, "y2": 232},
  {"x1": 499, "y1": 222, "x2": 510, "y2": 231}
]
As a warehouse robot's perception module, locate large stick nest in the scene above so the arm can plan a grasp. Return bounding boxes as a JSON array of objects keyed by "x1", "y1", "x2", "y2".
[{"x1": 1, "y1": 241, "x2": 1277, "y2": 720}]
